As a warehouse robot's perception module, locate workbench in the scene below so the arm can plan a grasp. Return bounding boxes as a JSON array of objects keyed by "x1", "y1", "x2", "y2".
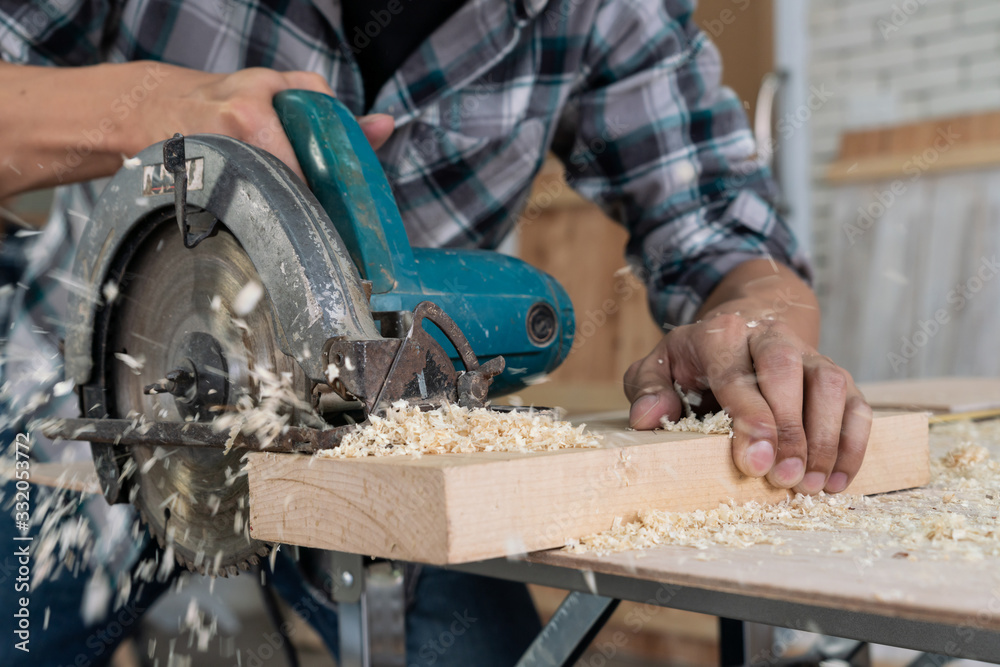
[
  {"x1": 307, "y1": 412, "x2": 998, "y2": 667},
  {"x1": 27, "y1": 381, "x2": 1000, "y2": 666}
]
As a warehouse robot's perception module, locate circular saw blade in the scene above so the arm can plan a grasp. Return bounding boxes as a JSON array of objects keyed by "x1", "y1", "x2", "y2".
[{"x1": 106, "y1": 221, "x2": 307, "y2": 576}]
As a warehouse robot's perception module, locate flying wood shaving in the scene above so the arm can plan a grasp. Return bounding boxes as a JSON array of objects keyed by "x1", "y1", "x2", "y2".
[
  {"x1": 317, "y1": 401, "x2": 600, "y2": 459},
  {"x1": 52, "y1": 378, "x2": 75, "y2": 397},
  {"x1": 212, "y1": 367, "x2": 321, "y2": 452},
  {"x1": 232, "y1": 280, "x2": 263, "y2": 316},
  {"x1": 567, "y1": 419, "x2": 1000, "y2": 559},
  {"x1": 114, "y1": 352, "x2": 145, "y2": 375},
  {"x1": 102, "y1": 281, "x2": 119, "y2": 305}
]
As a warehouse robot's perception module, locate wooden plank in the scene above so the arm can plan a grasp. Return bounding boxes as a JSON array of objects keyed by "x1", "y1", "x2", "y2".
[
  {"x1": 860, "y1": 377, "x2": 1000, "y2": 413},
  {"x1": 827, "y1": 144, "x2": 1000, "y2": 183},
  {"x1": 247, "y1": 411, "x2": 929, "y2": 565},
  {"x1": 826, "y1": 111, "x2": 1000, "y2": 183}
]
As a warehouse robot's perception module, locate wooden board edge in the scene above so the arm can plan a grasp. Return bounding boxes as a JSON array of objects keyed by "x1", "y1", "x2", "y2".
[
  {"x1": 247, "y1": 452, "x2": 455, "y2": 564},
  {"x1": 850, "y1": 410, "x2": 930, "y2": 493},
  {"x1": 443, "y1": 411, "x2": 929, "y2": 563},
  {"x1": 20, "y1": 461, "x2": 101, "y2": 495}
]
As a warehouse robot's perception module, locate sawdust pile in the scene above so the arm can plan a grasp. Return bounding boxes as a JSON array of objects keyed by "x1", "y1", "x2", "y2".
[
  {"x1": 317, "y1": 400, "x2": 600, "y2": 458},
  {"x1": 657, "y1": 381, "x2": 734, "y2": 436},
  {"x1": 659, "y1": 410, "x2": 733, "y2": 436},
  {"x1": 566, "y1": 419, "x2": 1000, "y2": 559}
]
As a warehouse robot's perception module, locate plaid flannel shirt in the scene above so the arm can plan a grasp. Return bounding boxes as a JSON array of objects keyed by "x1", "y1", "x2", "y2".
[
  {"x1": 1, "y1": 0, "x2": 807, "y2": 327},
  {"x1": 0, "y1": 0, "x2": 808, "y2": 583}
]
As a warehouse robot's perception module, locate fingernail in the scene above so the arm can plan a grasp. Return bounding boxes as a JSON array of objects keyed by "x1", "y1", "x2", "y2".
[
  {"x1": 825, "y1": 472, "x2": 849, "y2": 494},
  {"x1": 771, "y1": 458, "x2": 804, "y2": 487},
  {"x1": 745, "y1": 441, "x2": 774, "y2": 476},
  {"x1": 629, "y1": 394, "x2": 660, "y2": 427},
  {"x1": 799, "y1": 471, "x2": 826, "y2": 495}
]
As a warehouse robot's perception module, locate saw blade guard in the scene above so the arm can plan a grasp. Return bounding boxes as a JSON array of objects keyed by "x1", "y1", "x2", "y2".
[
  {"x1": 65, "y1": 134, "x2": 380, "y2": 389},
  {"x1": 274, "y1": 90, "x2": 574, "y2": 393},
  {"x1": 61, "y1": 135, "x2": 384, "y2": 574}
]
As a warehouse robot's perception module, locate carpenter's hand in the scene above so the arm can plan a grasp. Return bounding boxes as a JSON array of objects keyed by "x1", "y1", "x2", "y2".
[
  {"x1": 148, "y1": 65, "x2": 394, "y2": 181},
  {"x1": 624, "y1": 313, "x2": 872, "y2": 495},
  {"x1": 0, "y1": 61, "x2": 396, "y2": 197}
]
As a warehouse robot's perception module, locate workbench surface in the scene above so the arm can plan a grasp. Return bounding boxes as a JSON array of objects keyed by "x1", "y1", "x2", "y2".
[{"x1": 481, "y1": 417, "x2": 999, "y2": 659}]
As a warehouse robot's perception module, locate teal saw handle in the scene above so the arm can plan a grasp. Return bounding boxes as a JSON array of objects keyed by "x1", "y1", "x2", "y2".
[
  {"x1": 273, "y1": 89, "x2": 418, "y2": 294},
  {"x1": 273, "y1": 90, "x2": 575, "y2": 392}
]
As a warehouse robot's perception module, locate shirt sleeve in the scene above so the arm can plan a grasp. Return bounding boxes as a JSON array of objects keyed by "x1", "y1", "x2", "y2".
[
  {"x1": 553, "y1": 0, "x2": 811, "y2": 328},
  {"x1": 0, "y1": 0, "x2": 118, "y2": 66}
]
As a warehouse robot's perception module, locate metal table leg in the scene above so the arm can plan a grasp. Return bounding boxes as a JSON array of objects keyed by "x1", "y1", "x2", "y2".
[
  {"x1": 516, "y1": 591, "x2": 620, "y2": 667},
  {"x1": 322, "y1": 552, "x2": 405, "y2": 667},
  {"x1": 331, "y1": 552, "x2": 370, "y2": 667},
  {"x1": 339, "y1": 595, "x2": 371, "y2": 667},
  {"x1": 907, "y1": 653, "x2": 953, "y2": 667},
  {"x1": 720, "y1": 619, "x2": 776, "y2": 667}
]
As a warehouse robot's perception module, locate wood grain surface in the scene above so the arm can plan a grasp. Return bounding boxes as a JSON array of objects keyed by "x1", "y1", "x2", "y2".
[{"x1": 247, "y1": 411, "x2": 929, "y2": 564}]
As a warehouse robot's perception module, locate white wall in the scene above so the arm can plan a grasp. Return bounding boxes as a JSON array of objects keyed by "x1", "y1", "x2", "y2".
[{"x1": 808, "y1": 0, "x2": 1000, "y2": 380}]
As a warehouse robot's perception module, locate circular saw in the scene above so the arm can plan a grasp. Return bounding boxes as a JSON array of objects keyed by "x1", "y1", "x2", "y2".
[{"x1": 46, "y1": 91, "x2": 575, "y2": 576}]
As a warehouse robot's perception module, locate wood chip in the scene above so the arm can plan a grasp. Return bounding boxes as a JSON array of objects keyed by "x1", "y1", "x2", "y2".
[
  {"x1": 316, "y1": 401, "x2": 601, "y2": 459},
  {"x1": 567, "y1": 418, "x2": 1000, "y2": 560},
  {"x1": 659, "y1": 410, "x2": 733, "y2": 436}
]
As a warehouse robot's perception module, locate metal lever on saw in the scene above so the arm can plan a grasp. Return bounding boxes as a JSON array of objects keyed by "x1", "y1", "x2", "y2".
[
  {"x1": 164, "y1": 133, "x2": 217, "y2": 248},
  {"x1": 42, "y1": 300, "x2": 506, "y2": 455},
  {"x1": 325, "y1": 301, "x2": 505, "y2": 417}
]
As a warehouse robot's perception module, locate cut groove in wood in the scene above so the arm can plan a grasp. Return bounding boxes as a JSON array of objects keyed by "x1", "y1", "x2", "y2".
[{"x1": 247, "y1": 411, "x2": 929, "y2": 565}]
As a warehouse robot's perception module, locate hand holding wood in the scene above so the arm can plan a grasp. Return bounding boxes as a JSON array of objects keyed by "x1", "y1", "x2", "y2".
[{"x1": 624, "y1": 312, "x2": 873, "y2": 496}]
